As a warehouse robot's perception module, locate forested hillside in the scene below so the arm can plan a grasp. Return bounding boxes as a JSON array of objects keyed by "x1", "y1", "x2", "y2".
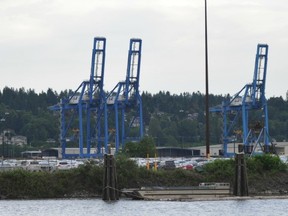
[{"x1": 0, "y1": 87, "x2": 287, "y2": 152}]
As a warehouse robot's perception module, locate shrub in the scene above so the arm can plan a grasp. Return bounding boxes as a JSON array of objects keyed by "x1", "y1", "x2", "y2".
[
  {"x1": 247, "y1": 154, "x2": 287, "y2": 174},
  {"x1": 202, "y1": 159, "x2": 235, "y2": 182},
  {"x1": 115, "y1": 154, "x2": 140, "y2": 188}
]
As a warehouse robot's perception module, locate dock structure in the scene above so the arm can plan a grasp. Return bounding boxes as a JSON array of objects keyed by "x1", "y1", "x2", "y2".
[
  {"x1": 102, "y1": 154, "x2": 119, "y2": 201},
  {"x1": 123, "y1": 182, "x2": 231, "y2": 200}
]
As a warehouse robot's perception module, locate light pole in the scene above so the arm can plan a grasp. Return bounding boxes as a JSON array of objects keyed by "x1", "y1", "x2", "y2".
[{"x1": 204, "y1": 0, "x2": 210, "y2": 158}]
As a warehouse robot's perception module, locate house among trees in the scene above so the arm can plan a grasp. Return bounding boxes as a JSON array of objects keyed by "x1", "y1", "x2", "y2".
[
  {"x1": 0, "y1": 133, "x2": 27, "y2": 146},
  {"x1": 11, "y1": 135, "x2": 27, "y2": 146}
]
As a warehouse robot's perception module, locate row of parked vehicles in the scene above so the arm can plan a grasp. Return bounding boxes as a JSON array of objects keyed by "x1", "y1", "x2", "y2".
[
  {"x1": 0, "y1": 157, "x2": 87, "y2": 172},
  {"x1": 0, "y1": 156, "x2": 221, "y2": 172},
  {"x1": 131, "y1": 157, "x2": 215, "y2": 170}
]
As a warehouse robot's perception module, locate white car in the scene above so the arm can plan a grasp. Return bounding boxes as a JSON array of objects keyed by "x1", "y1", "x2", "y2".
[{"x1": 56, "y1": 160, "x2": 72, "y2": 170}]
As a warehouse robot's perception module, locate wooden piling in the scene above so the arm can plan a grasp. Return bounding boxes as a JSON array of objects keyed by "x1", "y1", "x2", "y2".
[
  {"x1": 102, "y1": 154, "x2": 119, "y2": 201},
  {"x1": 234, "y1": 153, "x2": 249, "y2": 196}
]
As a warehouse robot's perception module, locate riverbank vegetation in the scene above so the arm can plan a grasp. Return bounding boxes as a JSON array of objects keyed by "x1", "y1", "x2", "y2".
[{"x1": 0, "y1": 154, "x2": 287, "y2": 199}]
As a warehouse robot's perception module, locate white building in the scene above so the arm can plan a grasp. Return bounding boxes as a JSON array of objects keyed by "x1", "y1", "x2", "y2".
[
  {"x1": 11, "y1": 135, "x2": 27, "y2": 146},
  {"x1": 0, "y1": 134, "x2": 27, "y2": 146}
]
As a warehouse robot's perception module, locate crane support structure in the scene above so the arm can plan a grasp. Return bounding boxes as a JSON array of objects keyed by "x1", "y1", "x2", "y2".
[
  {"x1": 106, "y1": 38, "x2": 144, "y2": 152},
  {"x1": 49, "y1": 37, "x2": 108, "y2": 158},
  {"x1": 210, "y1": 44, "x2": 271, "y2": 157}
]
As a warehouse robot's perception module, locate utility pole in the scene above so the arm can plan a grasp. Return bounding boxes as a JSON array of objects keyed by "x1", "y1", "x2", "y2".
[{"x1": 204, "y1": 0, "x2": 210, "y2": 158}]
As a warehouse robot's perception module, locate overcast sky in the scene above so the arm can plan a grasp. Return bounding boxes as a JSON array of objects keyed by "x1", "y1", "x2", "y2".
[{"x1": 0, "y1": 0, "x2": 287, "y2": 99}]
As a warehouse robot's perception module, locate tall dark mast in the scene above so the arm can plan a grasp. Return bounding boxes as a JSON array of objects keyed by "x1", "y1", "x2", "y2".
[{"x1": 204, "y1": 0, "x2": 210, "y2": 158}]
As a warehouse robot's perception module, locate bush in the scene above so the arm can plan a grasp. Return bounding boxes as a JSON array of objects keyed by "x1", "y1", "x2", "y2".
[
  {"x1": 0, "y1": 169, "x2": 56, "y2": 199},
  {"x1": 246, "y1": 154, "x2": 287, "y2": 174},
  {"x1": 115, "y1": 154, "x2": 140, "y2": 188},
  {"x1": 202, "y1": 159, "x2": 235, "y2": 182}
]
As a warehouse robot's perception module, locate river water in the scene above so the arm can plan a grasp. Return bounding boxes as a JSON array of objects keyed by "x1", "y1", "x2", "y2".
[{"x1": 0, "y1": 198, "x2": 287, "y2": 216}]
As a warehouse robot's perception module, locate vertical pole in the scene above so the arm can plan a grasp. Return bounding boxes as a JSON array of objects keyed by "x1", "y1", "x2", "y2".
[
  {"x1": 146, "y1": 153, "x2": 150, "y2": 170},
  {"x1": 121, "y1": 108, "x2": 125, "y2": 148},
  {"x1": 204, "y1": 0, "x2": 210, "y2": 158},
  {"x1": 114, "y1": 103, "x2": 119, "y2": 152},
  {"x1": 103, "y1": 154, "x2": 109, "y2": 200},
  {"x1": 78, "y1": 104, "x2": 84, "y2": 158},
  {"x1": 154, "y1": 153, "x2": 157, "y2": 171},
  {"x1": 86, "y1": 106, "x2": 91, "y2": 157},
  {"x1": 102, "y1": 154, "x2": 119, "y2": 201},
  {"x1": 234, "y1": 153, "x2": 249, "y2": 196},
  {"x1": 2, "y1": 134, "x2": 4, "y2": 157},
  {"x1": 104, "y1": 102, "x2": 108, "y2": 154}
]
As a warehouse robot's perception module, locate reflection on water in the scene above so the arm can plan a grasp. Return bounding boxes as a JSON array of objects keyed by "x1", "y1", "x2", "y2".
[{"x1": 0, "y1": 198, "x2": 287, "y2": 216}]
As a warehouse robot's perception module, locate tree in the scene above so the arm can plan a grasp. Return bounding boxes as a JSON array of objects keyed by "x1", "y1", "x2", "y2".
[{"x1": 123, "y1": 136, "x2": 156, "y2": 158}]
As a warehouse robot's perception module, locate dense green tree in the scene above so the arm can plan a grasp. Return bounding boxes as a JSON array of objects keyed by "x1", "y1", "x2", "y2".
[{"x1": 124, "y1": 136, "x2": 156, "y2": 158}]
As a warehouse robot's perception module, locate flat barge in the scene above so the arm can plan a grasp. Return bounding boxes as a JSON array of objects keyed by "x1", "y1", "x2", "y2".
[{"x1": 122, "y1": 182, "x2": 231, "y2": 200}]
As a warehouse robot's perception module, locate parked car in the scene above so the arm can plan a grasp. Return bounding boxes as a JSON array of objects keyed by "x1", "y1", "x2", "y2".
[{"x1": 56, "y1": 160, "x2": 72, "y2": 170}]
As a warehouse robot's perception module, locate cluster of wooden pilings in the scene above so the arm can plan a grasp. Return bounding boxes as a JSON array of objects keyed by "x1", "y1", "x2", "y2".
[
  {"x1": 234, "y1": 153, "x2": 249, "y2": 196},
  {"x1": 102, "y1": 154, "x2": 119, "y2": 201}
]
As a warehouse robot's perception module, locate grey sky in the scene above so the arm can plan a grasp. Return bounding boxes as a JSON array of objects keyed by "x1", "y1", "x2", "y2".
[{"x1": 0, "y1": 0, "x2": 287, "y2": 99}]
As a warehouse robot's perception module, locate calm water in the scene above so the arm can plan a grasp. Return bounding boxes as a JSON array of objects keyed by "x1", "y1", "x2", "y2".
[{"x1": 0, "y1": 198, "x2": 287, "y2": 216}]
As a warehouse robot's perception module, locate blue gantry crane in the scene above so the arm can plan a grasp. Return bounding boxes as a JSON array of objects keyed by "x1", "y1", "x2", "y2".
[
  {"x1": 210, "y1": 44, "x2": 271, "y2": 157},
  {"x1": 106, "y1": 38, "x2": 144, "y2": 152},
  {"x1": 49, "y1": 37, "x2": 108, "y2": 158}
]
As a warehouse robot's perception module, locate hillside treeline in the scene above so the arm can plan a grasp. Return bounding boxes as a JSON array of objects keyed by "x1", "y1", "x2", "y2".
[{"x1": 0, "y1": 86, "x2": 287, "y2": 153}]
